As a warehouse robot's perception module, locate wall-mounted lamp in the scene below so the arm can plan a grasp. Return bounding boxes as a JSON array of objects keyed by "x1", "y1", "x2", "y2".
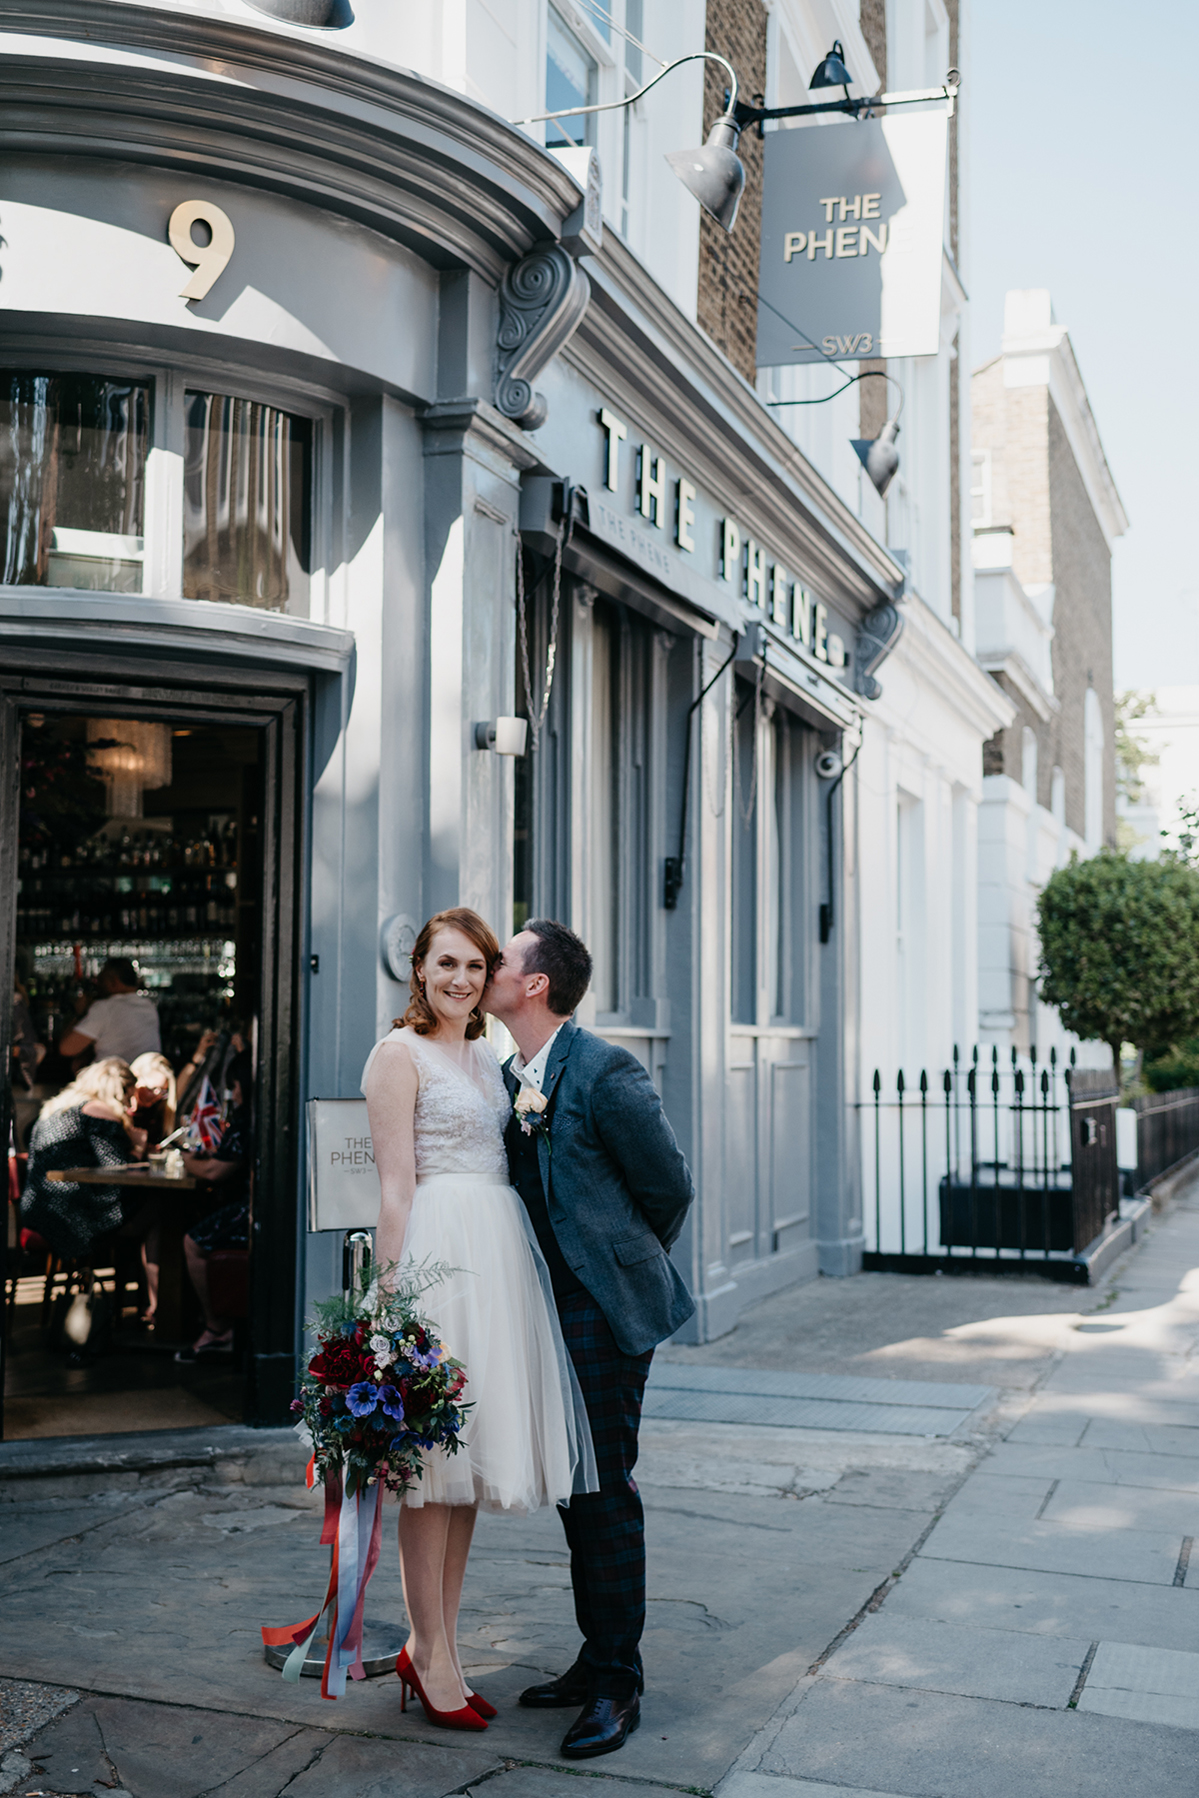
[
  {"x1": 475, "y1": 717, "x2": 529, "y2": 756},
  {"x1": 769, "y1": 370, "x2": 904, "y2": 501},
  {"x1": 808, "y1": 40, "x2": 854, "y2": 94},
  {"x1": 732, "y1": 51, "x2": 959, "y2": 132},
  {"x1": 517, "y1": 53, "x2": 747, "y2": 234},
  {"x1": 852, "y1": 417, "x2": 901, "y2": 499}
]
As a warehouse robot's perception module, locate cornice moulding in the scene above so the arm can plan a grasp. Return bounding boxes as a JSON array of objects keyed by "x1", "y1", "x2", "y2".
[
  {"x1": 1000, "y1": 325, "x2": 1128, "y2": 548},
  {"x1": 977, "y1": 650, "x2": 1056, "y2": 724},
  {"x1": 897, "y1": 593, "x2": 1017, "y2": 736},
  {"x1": 0, "y1": 1, "x2": 582, "y2": 280}
]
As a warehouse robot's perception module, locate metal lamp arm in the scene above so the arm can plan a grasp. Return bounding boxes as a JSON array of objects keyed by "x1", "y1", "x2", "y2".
[
  {"x1": 516, "y1": 50, "x2": 739, "y2": 129},
  {"x1": 769, "y1": 370, "x2": 905, "y2": 420}
]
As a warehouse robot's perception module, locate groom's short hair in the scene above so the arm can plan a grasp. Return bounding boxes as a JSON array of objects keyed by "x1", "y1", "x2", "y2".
[{"x1": 522, "y1": 919, "x2": 592, "y2": 1017}]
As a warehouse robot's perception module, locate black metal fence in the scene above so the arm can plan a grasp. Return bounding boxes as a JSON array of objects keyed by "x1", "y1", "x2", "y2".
[
  {"x1": 861, "y1": 1047, "x2": 1121, "y2": 1280},
  {"x1": 1133, "y1": 1087, "x2": 1199, "y2": 1190}
]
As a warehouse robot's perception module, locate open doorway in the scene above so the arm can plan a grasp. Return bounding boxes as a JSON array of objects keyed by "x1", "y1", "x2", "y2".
[{"x1": 5, "y1": 709, "x2": 264, "y2": 1439}]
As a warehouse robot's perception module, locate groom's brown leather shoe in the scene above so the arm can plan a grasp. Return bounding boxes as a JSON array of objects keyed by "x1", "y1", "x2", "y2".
[
  {"x1": 518, "y1": 1662, "x2": 589, "y2": 1707},
  {"x1": 560, "y1": 1693, "x2": 641, "y2": 1758}
]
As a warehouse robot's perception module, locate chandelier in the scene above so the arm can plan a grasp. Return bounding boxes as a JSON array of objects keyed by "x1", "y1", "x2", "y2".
[{"x1": 87, "y1": 719, "x2": 173, "y2": 818}]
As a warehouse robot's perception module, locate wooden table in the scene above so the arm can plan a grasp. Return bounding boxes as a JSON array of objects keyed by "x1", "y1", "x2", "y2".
[
  {"x1": 47, "y1": 1166, "x2": 205, "y2": 1340},
  {"x1": 46, "y1": 1167, "x2": 197, "y2": 1191}
]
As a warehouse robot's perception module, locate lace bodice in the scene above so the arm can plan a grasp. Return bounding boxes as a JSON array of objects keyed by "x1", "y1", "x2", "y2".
[{"x1": 362, "y1": 1027, "x2": 510, "y2": 1183}]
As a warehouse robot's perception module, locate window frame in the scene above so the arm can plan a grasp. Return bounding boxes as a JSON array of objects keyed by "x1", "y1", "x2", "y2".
[
  {"x1": 0, "y1": 346, "x2": 336, "y2": 623},
  {"x1": 731, "y1": 687, "x2": 817, "y2": 1032}
]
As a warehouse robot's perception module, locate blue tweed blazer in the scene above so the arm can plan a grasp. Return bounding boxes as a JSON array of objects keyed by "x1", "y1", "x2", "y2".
[{"x1": 502, "y1": 1020, "x2": 696, "y2": 1356}]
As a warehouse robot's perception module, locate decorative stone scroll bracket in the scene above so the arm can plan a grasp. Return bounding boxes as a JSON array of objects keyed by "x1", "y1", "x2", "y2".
[
  {"x1": 854, "y1": 601, "x2": 904, "y2": 702},
  {"x1": 495, "y1": 242, "x2": 591, "y2": 432}
]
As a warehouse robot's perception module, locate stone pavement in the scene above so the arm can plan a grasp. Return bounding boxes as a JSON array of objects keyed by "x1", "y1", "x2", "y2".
[
  {"x1": 3, "y1": 1185, "x2": 1198, "y2": 1797},
  {"x1": 722, "y1": 1183, "x2": 1199, "y2": 1798}
]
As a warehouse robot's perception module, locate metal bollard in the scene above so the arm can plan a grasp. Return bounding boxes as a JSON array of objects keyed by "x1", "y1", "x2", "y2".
[{"x1": 342, "y1": 1229, "x2": 373, "y2": 1301}]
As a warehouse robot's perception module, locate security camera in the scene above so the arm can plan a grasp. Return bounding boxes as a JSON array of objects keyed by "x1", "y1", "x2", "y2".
[{"x1": 815, "y1": 750, "x2": 843, "y2": 780}]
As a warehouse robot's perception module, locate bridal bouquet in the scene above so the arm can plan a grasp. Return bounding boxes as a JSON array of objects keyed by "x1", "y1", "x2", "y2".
[
  {"x1": 264, "y1": 1262, "x2": 470, "y2": 1699},
  {"x1": 292, "y1": 1263, "x2": 470, "y2": 1498}
]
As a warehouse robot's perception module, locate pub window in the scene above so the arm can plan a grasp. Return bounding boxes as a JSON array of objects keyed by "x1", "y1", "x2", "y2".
[
  {"x1": 0, "y1": 371, "x2": 149, "y2": 593},
  {"x1": 589, "y1": 598, "x2": 652, "y2": 1021},
  {"x1": 731, "y1": 677, "x2": 758, "y2": 1025},
  {"x1": 732, "y1": 689, "x2": 810, "y2": 1027},
  {"x1": 772, "y1": 710, "x2": 808, "y2": 1024},
  {"x1": 590, "y1": 602, "x2": 619, "y2": 1012},
  {"x1": 183, "y1": 392, "x2": 312, "y2": 612}
]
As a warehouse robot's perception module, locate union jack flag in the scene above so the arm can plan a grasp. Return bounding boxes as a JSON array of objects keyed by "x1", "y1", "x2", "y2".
[{"x1": 190, "y1": 1077, "x2": 223, "y2": 1153}]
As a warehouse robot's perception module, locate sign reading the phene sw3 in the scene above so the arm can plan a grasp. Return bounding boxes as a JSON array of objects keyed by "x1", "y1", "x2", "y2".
[{"x1": 756, "y1": 110, "x2": 949, "y2": 366}]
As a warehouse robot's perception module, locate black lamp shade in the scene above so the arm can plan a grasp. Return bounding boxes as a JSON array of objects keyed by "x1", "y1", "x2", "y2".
[
  {"x1": 810, "y1": 41, "x2": 853, "y2": 90},
  {"x1": 665, "y1": 116, "x2": 746, "y2": 234}
]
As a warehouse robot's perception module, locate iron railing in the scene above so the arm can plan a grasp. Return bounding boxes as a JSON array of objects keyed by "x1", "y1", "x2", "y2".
[
  {"x1": 1133, "y1": 1087, "x2": 1199, "y2": 1190},
  {"x1": 861, "y1": 1047, "x2": 1120, "y2": 1279}
]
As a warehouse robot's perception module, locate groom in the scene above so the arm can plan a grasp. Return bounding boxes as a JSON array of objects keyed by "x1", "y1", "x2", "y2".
[{"x1": 486, "y1": 919, "x2": 695, "y2": 1760}]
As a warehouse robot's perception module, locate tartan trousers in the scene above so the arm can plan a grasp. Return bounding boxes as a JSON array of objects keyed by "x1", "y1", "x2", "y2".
[{"x1": 557, "y1": 1291, "x2": 655, "y2": 1699}]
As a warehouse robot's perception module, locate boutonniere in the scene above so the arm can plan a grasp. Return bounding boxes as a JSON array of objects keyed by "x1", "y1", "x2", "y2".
[{"x1": 513, "y1": 1084, "x2": 550, "y2": 1142}]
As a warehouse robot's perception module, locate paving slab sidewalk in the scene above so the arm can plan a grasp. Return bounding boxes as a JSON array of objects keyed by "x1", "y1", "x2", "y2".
[
  {"x1": 3, "y1": 1194, "x2": 1187, "y2": 1798},
  {"x1": 724, "y1": 1181, "x2": 1199, "y2": 1798}
]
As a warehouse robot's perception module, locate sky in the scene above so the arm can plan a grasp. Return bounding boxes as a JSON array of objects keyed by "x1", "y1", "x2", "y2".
[{"x1": 968, "y1": 0, "x2": 1199, "y2": 693}]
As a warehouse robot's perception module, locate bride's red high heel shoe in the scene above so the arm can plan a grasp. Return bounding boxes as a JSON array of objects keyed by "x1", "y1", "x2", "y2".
[
  {"x1": 467, "y1": 1691, "x2": 497, "y2": 1719},
  {"x1": 396, "y1": 1649, "x2": 488, "y2": 1731}
]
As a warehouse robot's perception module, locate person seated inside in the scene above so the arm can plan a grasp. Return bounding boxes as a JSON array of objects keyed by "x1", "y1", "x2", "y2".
[
  {"x1": 130, "y1": 1051, "x2": 177, "y2": 1146},
  {"x1": 176, "y1": 1054, "x2": 253, "y2": 1362},
  {"x1": 59, "y1": 958, "x2": 161, "y2": 1064},
  {"x1": 20, "y1": 1057, "x2": 162, "y2": 1325},
  {"x1": 175, "y1": 1026, "x2": 220, "y2": 1120}
]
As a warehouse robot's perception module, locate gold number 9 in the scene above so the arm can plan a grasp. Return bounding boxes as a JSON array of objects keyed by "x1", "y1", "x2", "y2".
[{"x1": 168, "y1": 200, "x2": 235, "y2": 302}]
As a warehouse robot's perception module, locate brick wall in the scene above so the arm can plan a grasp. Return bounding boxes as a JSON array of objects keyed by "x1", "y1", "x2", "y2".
[
  {"x1": 971, "y1": 365, "x2": 1116, "y2": 845},
  {"x1": 696, "y1": 0, "x2": 767, "y2": 381},
  {"x1": 1047, "y1": 397, "x2": 1117, "y2": 845},
  {"x1": 859, "y1": 0, "x2": 886, "y2": 84}
]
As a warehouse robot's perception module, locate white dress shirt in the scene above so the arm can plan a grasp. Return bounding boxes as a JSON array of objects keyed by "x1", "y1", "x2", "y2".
[{"x1": 511, "y1": 1024, "x2": 563, "y2": 1094}]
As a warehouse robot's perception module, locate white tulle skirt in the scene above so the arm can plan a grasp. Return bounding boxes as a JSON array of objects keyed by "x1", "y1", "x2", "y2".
[{"x1": 400, "y1": 1172, "x2": 595, "y2": 1514}]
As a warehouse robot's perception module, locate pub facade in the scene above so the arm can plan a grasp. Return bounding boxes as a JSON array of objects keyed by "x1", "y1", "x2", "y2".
[{"x1": 0, "y1": 0, "x2": 1005, "y2": 1438}]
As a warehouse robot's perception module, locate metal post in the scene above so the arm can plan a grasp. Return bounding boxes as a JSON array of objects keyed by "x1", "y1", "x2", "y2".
[{"x1": 342, "y1": 1230, "x2": 373, "y2": 1302}]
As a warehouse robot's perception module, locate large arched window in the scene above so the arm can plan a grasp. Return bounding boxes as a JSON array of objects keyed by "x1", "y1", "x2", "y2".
[{"x1": 1, "y1": 370, "x2": 313, "y2": 613}]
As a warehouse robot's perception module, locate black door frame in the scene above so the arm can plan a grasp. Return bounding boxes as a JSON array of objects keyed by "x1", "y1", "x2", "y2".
[{"x1": 0, "y1": 646, "x2": 309, "y2": 1437}]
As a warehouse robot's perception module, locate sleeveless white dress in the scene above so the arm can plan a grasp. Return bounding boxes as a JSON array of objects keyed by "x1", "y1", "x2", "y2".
[{"x1": 361, "y1": 1027, "x2": 595, "y2": 1514}]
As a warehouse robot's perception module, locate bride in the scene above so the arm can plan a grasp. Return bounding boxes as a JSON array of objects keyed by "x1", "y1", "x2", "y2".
[{"x1": 362, "y1": 906, "x2": 593, "y2": 1732}]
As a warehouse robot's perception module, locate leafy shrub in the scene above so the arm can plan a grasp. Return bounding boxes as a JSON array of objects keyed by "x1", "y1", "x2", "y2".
[{"x1": 1037, "y1": 849, "x2": 1199, "y2": 1076}]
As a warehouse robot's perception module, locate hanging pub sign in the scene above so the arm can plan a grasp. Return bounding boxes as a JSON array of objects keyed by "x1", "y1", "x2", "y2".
[{"x1": 756, "y1": 110, "x2": 949, "y2": 366}]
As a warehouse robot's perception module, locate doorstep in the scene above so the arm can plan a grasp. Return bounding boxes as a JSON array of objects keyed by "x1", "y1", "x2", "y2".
[{"x1": 0, "y1": 1422, "x2": 303, "y2": 1486}]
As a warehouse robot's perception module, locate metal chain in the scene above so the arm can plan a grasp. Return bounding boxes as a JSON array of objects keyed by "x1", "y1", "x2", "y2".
[
  {"x1": 516, "y1": 509, "x2": 572, "y2": 752},
  {"x1": 733, "y1": 657, "x2": 764, "y2": 825}
]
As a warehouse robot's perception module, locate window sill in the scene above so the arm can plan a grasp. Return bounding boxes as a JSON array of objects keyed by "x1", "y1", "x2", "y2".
[
  {"x1": 728, "y1": 1024, "x2": 817, "y2": 1039},
  {"x1": 0, "y1": 588, "x2": 354, "y2": 674}
]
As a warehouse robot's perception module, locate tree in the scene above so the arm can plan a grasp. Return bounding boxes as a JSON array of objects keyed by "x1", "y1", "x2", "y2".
[
  {"x1": 1114, "y1": 690, "x2": 1159, "y2": 853},
  {"x1": 1037, "y1": 849, "x2": 1199, "y2": 1076},
  {"x1": 1114, "y1": 689, "x2": 1159, "y2": 805}
]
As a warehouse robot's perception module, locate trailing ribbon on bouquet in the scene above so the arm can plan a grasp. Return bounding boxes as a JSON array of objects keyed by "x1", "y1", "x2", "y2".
[
  {"x1": 260, "y1": 1456, "x2": 386, "y2": 1699},
  {"x1": 263, "y1": 1262, "x2": 470, "y2": 1698}
]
